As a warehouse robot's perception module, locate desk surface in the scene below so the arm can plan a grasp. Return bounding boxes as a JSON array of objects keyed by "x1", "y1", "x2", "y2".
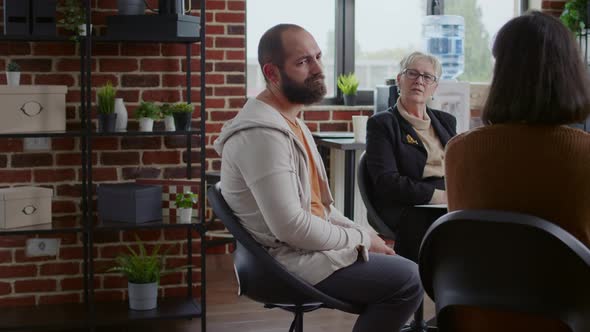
[
  {"x1": 414, "y1": 204, "x2": 448, "y2": 209},
  {"x1": 316, "y1": 138, "x2": 366, "y2": 150}
]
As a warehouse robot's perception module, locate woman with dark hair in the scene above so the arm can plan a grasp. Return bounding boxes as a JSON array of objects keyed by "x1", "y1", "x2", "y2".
[{"x1": 444, "y1": 10, "x2": 590, "y2": 331}]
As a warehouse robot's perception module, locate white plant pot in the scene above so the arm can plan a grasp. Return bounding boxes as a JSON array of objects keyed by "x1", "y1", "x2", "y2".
[
  {"x1": 78, "y1": 24, "x2": 92, "y2": 36},
  {"x1": 6, "y1": 72, "x2": 20, "y2": 86},
  {"x1": 139, "y1": 117, "x2": 154, "y2": 132},
  {"x1": 114, "y1": 98, "x2": 128, "y2": 131},
  {"x1": 164, "y1": 115, "x2": 176, "y2": 131},
  {"x1": 178, "y1": 208, "x2": 192, "y2": 223},
  {"x1": 128, "y1": 281, "x2": 158, "y2": 310}
]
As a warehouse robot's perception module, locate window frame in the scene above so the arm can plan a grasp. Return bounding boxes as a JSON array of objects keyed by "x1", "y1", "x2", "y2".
[{"x1": 321, "y1": 0, "x2": 529, "y2": 106}]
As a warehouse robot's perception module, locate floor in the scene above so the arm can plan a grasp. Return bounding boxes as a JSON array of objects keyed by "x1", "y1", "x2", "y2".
[{"x1": 98, "y1": 253, "x2": 435, "y2": 332}]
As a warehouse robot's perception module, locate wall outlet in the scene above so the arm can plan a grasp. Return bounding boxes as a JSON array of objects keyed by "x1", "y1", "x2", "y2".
[
  {"x1": 24, "y1": 137, "x2": 51, "y2": 151},
  {"x1": 26, "y1": 238, "x2": 60, "y2": 257}
]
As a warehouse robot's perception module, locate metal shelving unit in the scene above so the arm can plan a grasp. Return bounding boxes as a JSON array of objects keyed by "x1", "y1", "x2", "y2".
[{"x1": 0, "y1": 0, "x2": 208, "y2": 330}]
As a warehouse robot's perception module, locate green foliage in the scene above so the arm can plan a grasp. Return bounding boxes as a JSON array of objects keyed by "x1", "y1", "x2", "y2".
[
  {"x1": 561, "y1": 0, "x2": 588, "y2": 35},
  {"x1": 7, "y1": 61, "x2": 20, "y2": 72},
  {"x1": 108, "y1": 236, "x2": 166, "y2": 284},
  {"x1": 445, "y1": 0, "x2": 493, "y2": 82},
  {"x1": 175, "y1": 191, "x2": 197, "y2": 209},
  {"x1": 135, "y1": 102, "x2": 161, "y2": 119},
  {"x1": 337, "y1": 73, "x2": 359, "y2": 95},
  {"x1": 170, "y1": 102, "x2": 194, "y2": 113},
  {"x1": 58, "y1": 0, "x2": 85, "y2": 38},
  {"x1": 160, "y1": 103, "x2": 174, "y2": 117},
  {"x1": 97, "y1": 81, "x2": 116, "y2": 114}
]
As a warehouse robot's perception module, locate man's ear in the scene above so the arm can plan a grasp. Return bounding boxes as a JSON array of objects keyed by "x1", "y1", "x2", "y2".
[{"x1": 262, "y1": 63, "x2": 280, "y2": 84}]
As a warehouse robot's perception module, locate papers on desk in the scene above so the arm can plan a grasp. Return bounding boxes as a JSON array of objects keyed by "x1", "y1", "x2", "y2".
[{"x1": 414, "y1": 204, "x2": 448, "y2": 209}]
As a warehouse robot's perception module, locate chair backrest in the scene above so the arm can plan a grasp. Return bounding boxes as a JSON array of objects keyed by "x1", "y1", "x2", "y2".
[
  {"x1": 357, "y1": 152, "x2": 396, "y2": 239},
  {"x1": 207, "y1": 183, "x2": 363, "y2": 314},
  {"x1": 419, "y1": 209, "x2": 590, "y2": 332}
]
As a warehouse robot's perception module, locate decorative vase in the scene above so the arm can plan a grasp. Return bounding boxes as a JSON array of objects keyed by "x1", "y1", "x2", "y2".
[
  {"x1": 173, "y1": 113, "x2": 192, "y2": 131},
  {"x1": 6, "y1": 72, "x2": 20, "y2": 86},
  {"x1": 164, "y1": 115, "x2": 175, "y2": 131},
  {"x1": 343, "y1": 94, "x2": 357, "y2": 106},
  {"x1": 98, "y1": 113, "x2": 117, "y2": 132},
  {"x1": 178, "y1": 208, "x2": 192, "y2": 223},
  {"x1": 139, "y1": 117, "x2": 154, "y2": 132},
  {"x1": 114, "y1": 98, "x2": 127, "y2": 131},
  {"x1": 128, "y1": 281, "x2": 158, "y2": 310}
]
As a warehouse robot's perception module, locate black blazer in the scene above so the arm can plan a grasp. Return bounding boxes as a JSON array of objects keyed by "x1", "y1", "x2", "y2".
[{"x1": 365, "y1": 105, "x2": 457, "y2": 221}]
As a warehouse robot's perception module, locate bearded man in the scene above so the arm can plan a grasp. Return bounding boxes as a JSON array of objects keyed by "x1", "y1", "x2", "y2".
[{"x1": 214, "y1": 24, "x2": 422, "y2": 332}]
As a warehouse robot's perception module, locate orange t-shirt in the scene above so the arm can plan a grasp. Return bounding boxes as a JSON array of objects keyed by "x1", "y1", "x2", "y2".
[{"x1": 283, "y1": 117, "x2": 326, "y2": 219}]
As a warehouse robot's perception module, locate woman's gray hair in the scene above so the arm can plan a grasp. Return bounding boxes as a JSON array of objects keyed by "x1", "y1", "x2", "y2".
[{"x1": 398, "y1": 51, "x2": 442, "y2": 79}]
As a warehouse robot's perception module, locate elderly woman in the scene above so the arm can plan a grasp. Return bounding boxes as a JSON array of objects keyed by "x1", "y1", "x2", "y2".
[
  {"x1": 365, "y1": 51, "x2": 457, "y2": 262},
  {"x1": 444, "y1": 11, "x2": 590, "y2": 332}
]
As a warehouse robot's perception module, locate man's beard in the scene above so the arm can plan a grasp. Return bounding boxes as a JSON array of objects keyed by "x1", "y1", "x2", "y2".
[{"x1": 280, "y1": 69, "x2": 327, "y2": 105}]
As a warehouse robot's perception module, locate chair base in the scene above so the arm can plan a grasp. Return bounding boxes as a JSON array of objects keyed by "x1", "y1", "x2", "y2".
[
  {"x1": 264, "y1": 303, "x2": 325, "y2": 332},
  {"x1": 401, "y1": 319, "x2": 438, "y2": 332}
]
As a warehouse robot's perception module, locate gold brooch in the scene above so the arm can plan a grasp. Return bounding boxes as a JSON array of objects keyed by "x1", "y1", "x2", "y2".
[{"x1": 406, "y1": 134, "x2": 418, "y2": 145}]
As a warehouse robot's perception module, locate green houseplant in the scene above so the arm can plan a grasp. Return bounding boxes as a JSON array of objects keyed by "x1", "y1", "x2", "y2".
[
  {"x1": 6, "y1": 61, "x2": 20, "y2": 86},
  {"x1": 171, "y1": 102, "x2": 194, "y2": 131},
  {"x1": 59, "y1": 0, "x2": 87, "y2": 40},
  {"x1": 108, "y1": 237, "x2": 166, "y2": 310},
  {"x1": 160, "y1": 103, "x2": 175, "y2": 131},
  {"x1": 134, "y1": 101, "x2": 160, "y2": 132},
  {"x1": 97, "y1": 81, "x2": 117, "y2": 132},
  {"x1": 337, "y1": 72, "x2": 360, "y2": 106},
  {"x1": 561, "y1": 0, "x2": 588, "y2": 35},
  {"x1": 175, "y1": 191, "x2": 198, "y2": 223}
]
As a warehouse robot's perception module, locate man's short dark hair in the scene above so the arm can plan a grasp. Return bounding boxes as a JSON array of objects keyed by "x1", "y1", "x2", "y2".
[
  {"x1": 482, "y1": 11, "x2": 590, "y2": 125},
  {"x1": 258, "y1": 24, "x2": 304, "y2": 82}
]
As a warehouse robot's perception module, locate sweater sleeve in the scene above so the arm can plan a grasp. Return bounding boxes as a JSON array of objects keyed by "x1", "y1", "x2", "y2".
[
  {"x1": 228, "y1": 129, "x2": 371, "y2": 251},
  {"x1": 365, "y1": 115, "x2": 436, "y2": 205}
]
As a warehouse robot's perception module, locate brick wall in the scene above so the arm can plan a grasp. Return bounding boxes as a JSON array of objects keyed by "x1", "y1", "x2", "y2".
[{"x1": 0, "y1": 0, "x2": 566, "y2": 305}]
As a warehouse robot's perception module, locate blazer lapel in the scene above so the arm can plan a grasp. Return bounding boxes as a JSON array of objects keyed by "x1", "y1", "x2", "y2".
[
  {"x1": 428, "y1": 108, "x2": 452, "y2": 146},
  {"x1": 394, "y1": 108, "x2": 427, "y2": 152}
]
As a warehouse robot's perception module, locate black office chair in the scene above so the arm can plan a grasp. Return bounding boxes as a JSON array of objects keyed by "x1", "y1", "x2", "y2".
[
  {"x1": 207, "y1": 183, "x2": 364, "y2": 332},
  {"x1": 419, "y1": 209, "x2": 590, "y2": 332},
  {"x1": 357, "y1": 152, "x2": 436, "y2": 332}
]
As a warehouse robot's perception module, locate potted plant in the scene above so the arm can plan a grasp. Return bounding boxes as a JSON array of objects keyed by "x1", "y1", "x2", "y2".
[
  {"x1": 175, "y1": 191, "x2": 198, "y2": 223},
  {"x1": 108, "y1": 237, "x2": 166, "y2": 310},
  {"x1": 134, "y1": 101, "x2": 160, "y2": 132},
  {"x1": 171, "y1": 102, "x2": 194, "y2": 131},
  {"x1": 561, "y1": 0, "x2": 588, "y2": 35},
  {"x1": 59, "y1": 0, "x2": 88, "y2": 40},
  {"x1": 97, "y1": 81, "x2": 117, "y2": 132},
  {"x1": 6, "y1": 61, "x2": 20, "y2": 87},
  {"x1": 160, "y1": 103, "x2": 175, "y2": 131},
  {"x1": 337, "y1": 72, "x2": 360, "y2": 106}
]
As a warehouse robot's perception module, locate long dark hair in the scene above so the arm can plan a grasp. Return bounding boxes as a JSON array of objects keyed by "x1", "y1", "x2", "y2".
[{"x1": 482, "y1": 11, "x2": 590, "y2": 125}]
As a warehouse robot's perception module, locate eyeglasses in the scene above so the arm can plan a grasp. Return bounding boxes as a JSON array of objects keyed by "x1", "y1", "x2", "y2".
[{"x1": 402, "y1": 69, "x2": 437, "y2": 85}]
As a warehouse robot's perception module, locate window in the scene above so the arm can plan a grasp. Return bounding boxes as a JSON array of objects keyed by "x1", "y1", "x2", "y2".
[
  {"x1": 247, "y1": 0, "x2": 526, "y2": 100},
  {"x1": 246, "y1": 0, "x2": 336, "y2": 97}
]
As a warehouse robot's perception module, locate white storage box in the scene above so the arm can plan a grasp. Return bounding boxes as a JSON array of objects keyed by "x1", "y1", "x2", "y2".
[
  {"x1": 0, "y1": 85, "x2": 67, "y2": 133},
  {"x1": 0, "y1": 187, "x2": 53, "y2": 229}
]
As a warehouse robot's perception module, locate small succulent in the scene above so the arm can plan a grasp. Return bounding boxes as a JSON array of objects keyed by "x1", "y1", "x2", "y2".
[
  {"x1": 134, "y1": 101, "x2": 161, "y2": 120},
  {"x1": 97, "y1": 81, "x2": 116, "y2": 114},
  {"x1": 7, "y1": 61, "x2": 20, "y2": 72},
  {"x1": 171, "y1": 102, "x2": 194, "y2": 113},
  {"x1": 160, "y1": 103, "x2": 174, "y2": 117},
  {"x1": 175, "y1": 191, "x2": 197, "y2": 209},
  {"x1": 337, "y1": 72, "x2": 360, "y2": 96}
]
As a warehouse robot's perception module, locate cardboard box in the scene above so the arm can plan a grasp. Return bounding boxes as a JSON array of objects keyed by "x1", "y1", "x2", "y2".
[
  {"x1": 98, "y1": 183, "x2": 162, "y2": 224},
  {"x1": 0, "y1": 186, "x2": 53, "y2": 229},
  {"x1": 0, "y1": 85, "x2": 67, "y2": 134}
]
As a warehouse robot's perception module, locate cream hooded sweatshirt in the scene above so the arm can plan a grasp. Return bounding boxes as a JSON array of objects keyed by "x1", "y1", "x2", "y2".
[{"x1": 214, "y1": 98, "x2": 372, "y2": 285}]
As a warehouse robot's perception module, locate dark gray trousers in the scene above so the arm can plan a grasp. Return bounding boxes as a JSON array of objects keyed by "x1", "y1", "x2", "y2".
[{"x1": 315, "y1": 253, "x2": 423, "y2": 332}]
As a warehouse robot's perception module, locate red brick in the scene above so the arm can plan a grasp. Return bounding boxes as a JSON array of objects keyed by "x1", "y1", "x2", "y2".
[
  {"x1": 90, "y1": 168, "x2": 118, "y2": 182},
  {"x1": 33, "y1": 169, "x2": 76, "y2": 182},
  {"x1": 332, "y1": 110, "x2": 362, "y2": 120},
  {"x1": 11, "y1": 153, "x2": 53, "y2": 167},
  {"x1": 12, "y1": 58, "x2": 52, "y2": 72},
  {"x1": 91, "y1": 74, "x2": 119, "y2": 87},
  {"x1": 207, "y1": 98, "x2": 225, "y2": 108},
  {"x1": 99, "y1": 58, "x2": 139, "y2": 72},
  {"x1": 227, "y1": 25, "x2": 244, "y2": 35},
  {"x1": 0, "y1": 281, "x2": 10, "y2": 295},
  {"x1": 52, "y1": 200, "x2": 77, "y2": 214},
  {"x1": 121, "y1": 137, "x2": 161, "y2": 150},
  {"x1": 162, "y1": 74, "x2": 187, "y2": 87},
  {"x1": 14, "y1": 279, "x2": 56, "y2": 293},
  {"x1": 163, "y1": 167, "x2": 200, "y2": 179},
  {"x1": 319, "y1": 123, "x2": 349, "y2": 132},
  {"x1": 142, "y1": 151, "x2": 180, "y2": 165},
  {"x1": 39, "y1": 293, "x2": 80, "y2": 305},
  {"x1": 141, "y1": 59, "x2": 180, "y2": 72},
  {"x1": 160, "y1": 271, "x2": 183, "y2": 285},
  {"x1": 34, "y1": 74, "x2": 75, "y2": 86},
  {"x1": 14, "y1": 249, "x2": 54, "y2": 263},
  {"x1": 0, "y1": 43, "x2": 31, "y2": 55},
  {"x1": 121, "y1": 167, "x2": 161, "y2": 179},
  {"x1": 0, "y1": 236, "x2": 28, "y2": 248},
  {"x1": 32, "y1": 43, "x2": 75, "y2": 56},
  {"x1": 121, "y1": 44, "x2": 160, "y2": 56},
  {"x1": 163, "y1": 135, "x2": 200, "y2": 149},
  {"x1": 100, "y1": 152, "x2": 140, "y2": 165},
  {"x1": 141, "y1": 90, "x2": 181, "y2": 102},
  {"x1": 0, "y1": 264, "x2": 36, "y2": 278},
  {"x1": 56, "y1": 153, "x2": 81, "y2": 166},
  {"x1": 94, "y1": 290, "x2": 124, "y2": 302},
  {"x1": 206, "y1": 24, "x2": 225, "y2": 35},
  {"x1": 207, "y1": 0, "x2": 226, "y2": 10},
  {"x1": 116, "y1": 89, "x2": 140, "y2": 102},
  {"x1": 228, "y1": 1, "x2": 245, "y2": 10},
  {"x1": 211, "y1": 111, "x2": 238, "y2": 121},
  {"x1": 40, "y1": 262, "x2": 80, "y2": 276},
  {"x1": 56, "y1": 58, "x2": 97, "y2": 72},
  {"x1": 0, "y1": 139, "x2": 24, "y2": 152},
  {"x1": 0, "y1": 155, "x2": 7, "y2": 168},
  {"x1": 214, "y1": 62, "x2": 244, "y2": 72},
  {"x1": 0, "y1": 295, "x2": 35, "y2": 307},
  {"x1": 56, "y1": 184, "x2": 82, "y2": 197},
  {"x1": 93, "y1": 137, "x2": 119, "y2": 150},
  {"x1": 121, "y1": 229, "x2": 163, "y2": 242},
  {"x1": 206, "y1": 50, "x2": 224, "y2": 60},
  {"x1": 215, "y1": 12, "x2": 244, "y2": 23},
  {"x1": 99, "y1": 244, "x2": 130, "y2": 259},
  {"x1": 103, "y1": 275, "x2": 127, "y2": 288},
  {"x1": 226, "y1": 50, "x2": 245, "y2": 60},
  {"x1": 59, "y1": 247, "x2": 84, "y2": 260},
  {"x1": 226, "y1": 74, "x2": 244, "y2": 84},
  {"x1": 121, "y1": 74, "x2": 160, "y2": 87},
  {"x1": 61, "y1": 277, "x2": 84, "y2": 291},
  {"x1": 93, "y1": 43, "x2": 120, "y2": 56},
  {"x1": 0, "y1": 250, "x2": 11, "y2": 264},
  {"x1": 214, "y1": 86, "x2": 245, "y2": 96},
  {"x1": 228, "y1": 97, "x2": 247, "y2": 108},
  {"x1": 52, "y1": 137, "x2": 76, "y2": 150},
  {"x1": 0, "y1": 170, "x2": 31, "y2": 183}
]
